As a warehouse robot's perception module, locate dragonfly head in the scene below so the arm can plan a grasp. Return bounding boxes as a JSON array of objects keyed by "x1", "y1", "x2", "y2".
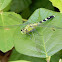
[{"x1": 21, "y1": 29, "x2": 26, "y2": 34}]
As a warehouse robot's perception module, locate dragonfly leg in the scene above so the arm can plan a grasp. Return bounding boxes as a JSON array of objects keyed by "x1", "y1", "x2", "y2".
[
  {"x1": 52, "y1": 27, "x2": 56, "y2": 31},
  {"x1": 27, "y1": 33, "x2": 32, "y2": 40},
  {"x1": 33, "y1": 29, "x2": 42, "y2": 36}
]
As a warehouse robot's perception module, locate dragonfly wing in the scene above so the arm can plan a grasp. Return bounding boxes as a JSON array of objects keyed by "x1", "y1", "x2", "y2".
[
  {"x1": 38, "y1": 24, "x2": 62, "y2": 30},
  {"x1": 8, "y1": 13, "x2": 22, "y2": 23},
  {"x1": 0, "y1": 24, "x2": 22, "y2": 29},
  {"x1": 0, "y1": 13, "x2": 30, "y2": 29},
  {"x1": 32, "y1": 31, "x2": 44, "y2": 54}
]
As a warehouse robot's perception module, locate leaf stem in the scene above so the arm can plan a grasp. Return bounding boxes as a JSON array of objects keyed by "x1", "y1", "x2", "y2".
[
  {"x1": 47, "y1": 60, "x2": 50, "y2": 62},
  {"x1": 46, "y1": 56, "x2": 51, "y2": 62},
  {"x1": 22, "y1": 19, "x2": 27, "y2": 22},
  {"x1": 0, "y1": 10, "x2": 3, "y2": 14}
]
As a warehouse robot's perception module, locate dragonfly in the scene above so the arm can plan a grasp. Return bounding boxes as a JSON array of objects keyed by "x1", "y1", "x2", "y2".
[
  {"x1": 0, "y1": 14, "x2": 62, "y2": 33},
  {"x1": 0, "y1": 14, "x2": 62, "y2": 57},
  {"x1": 21, "y1": 15, "x2": 55, "y2": 34}
]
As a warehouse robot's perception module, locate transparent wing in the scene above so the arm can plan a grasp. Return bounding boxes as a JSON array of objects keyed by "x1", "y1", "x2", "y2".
[
  {"x1": 0, "y1": 13, "x2": 62, "y2": 30},
  {"x1": 0, "y1": 22, "x2": 62, "y2": 30},
  {"x1": 0, "y1": 13, "x2": 29, "y2": 29},
  {"x1": 38, "y1": 23, "x2": 62, "y2": 30},
  {"x1": 8, "y1": 14, "x2": 22, "y2": 23},
  {"x1": 32, "y1": 32, "x2": 43, "y2": 55},
  {"x1": 0, "y1": 24, "x2": 22, "y2": 29}
]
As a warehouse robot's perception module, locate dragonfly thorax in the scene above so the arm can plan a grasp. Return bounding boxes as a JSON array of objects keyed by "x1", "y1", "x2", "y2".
[{"x1": 21, "y1": 23, "x2": 39, "y2": 34}]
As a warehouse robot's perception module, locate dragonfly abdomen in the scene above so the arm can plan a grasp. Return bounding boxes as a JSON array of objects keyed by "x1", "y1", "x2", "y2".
[{"x1": 39, "y1": 15, "x2": 55, "y2": 23}]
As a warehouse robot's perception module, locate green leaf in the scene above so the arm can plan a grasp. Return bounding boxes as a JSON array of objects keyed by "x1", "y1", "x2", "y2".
[
  {"x1": 9, "y1": 49, "x2": 46, "y2": 62},
  {"x1": 0, "y1": 0, "x2": 12, "y2": 10},
  {"x1": 49, "y1": 0, "x2": 62, "y2": 13},
  {"x1": 10, "y1": 0, "x2": 32, "y2": 13},
  {"x1": 9, "y1": 60, "x2": 30, "y2": 62},
  {"x1": 0, "y1": 12, "x2": 22, "y2": 52},
  {"x1": 3, "y1": 2, "x2": 11, "y2": 12},
  {"x1": 14, "y1": 8, "x2": 62, "y2": 58}
]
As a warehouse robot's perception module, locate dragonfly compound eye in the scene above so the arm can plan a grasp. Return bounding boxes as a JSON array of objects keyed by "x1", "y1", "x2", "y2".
[{"x1": 21, "y1": 29, "x2": 22, "y2": 31}]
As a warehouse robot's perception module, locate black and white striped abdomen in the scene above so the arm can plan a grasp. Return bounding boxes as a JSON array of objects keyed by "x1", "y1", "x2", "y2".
[{"x1": 39, "y1": 15, "x2": 55, "y2": 23}]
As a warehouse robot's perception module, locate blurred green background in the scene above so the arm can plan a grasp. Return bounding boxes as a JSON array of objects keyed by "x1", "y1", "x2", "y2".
[{"x1": 4, "y1": 0, "x2": 59, "y2": 19}]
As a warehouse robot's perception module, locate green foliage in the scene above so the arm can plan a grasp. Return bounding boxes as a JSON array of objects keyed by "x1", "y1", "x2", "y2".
[
  {"x1": 0, "y1": 12, "x2": 22, "y2": 52},
  {"x1": 9, "y1": 49, "x2": 62, "y2": 62},
  {"x1": 0, "y1": 0, "x2": 62, "y2": 62},
  {"x1": 49, "y1": 0, "x2": 62, "y2": 13},
  {"x1": 21, "y1": 0, "x2": 54, "y2": 19},
  {"x1": 51, "y1": 50, "x2": 62, "y2": 62},
  {"x1": 13, "y1": 8, "x2": 62, "y2": 58},
  {"x1": 3, "y1": 2, "x2": 11, "y2": 11},
  {"x1": 0, "y1": 0, "x2": 12, "y2": 10},
  {"x1": 10, "y1": 0, "x2": 32, "y2": 13},
  {"x1": 31, "y1": 0, "x2": 54, "y2": 11},
  {"x1": 9, "y1": 49, "x2": 46, "y2": 62}
]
